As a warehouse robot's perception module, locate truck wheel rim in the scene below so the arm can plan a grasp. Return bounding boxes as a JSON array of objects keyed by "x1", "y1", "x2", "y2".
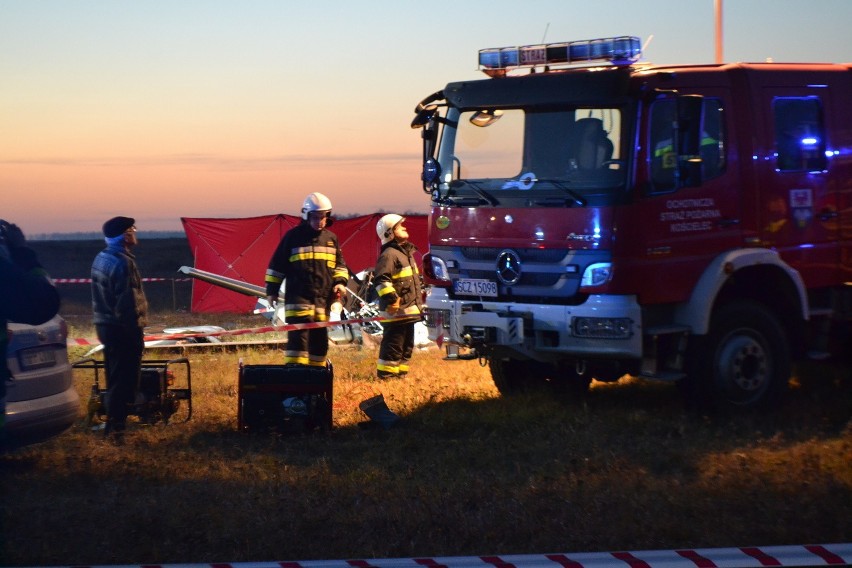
[{"x1": 717, "y1": 333, "x2": 769, "y2": 398}]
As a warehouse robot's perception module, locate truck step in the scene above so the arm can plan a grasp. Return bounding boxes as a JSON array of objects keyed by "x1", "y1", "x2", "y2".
[
  {"x1": 637, "y1": 371, "x2": 687, "y2": 382},
  {"x1": 644, "y1": 324, "x2": 691, "y2": 337},
  {"x1": 809, "y1": 308, "x2": 834, "y2": 318},
  {"x1": 806, "y1": 350, "x2": 831, "y2": 361}
]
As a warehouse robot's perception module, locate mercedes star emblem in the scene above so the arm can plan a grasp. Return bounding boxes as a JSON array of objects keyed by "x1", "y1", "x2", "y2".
[{"x1": 496, "y1": 249, "x2": 522, "y2": 286}]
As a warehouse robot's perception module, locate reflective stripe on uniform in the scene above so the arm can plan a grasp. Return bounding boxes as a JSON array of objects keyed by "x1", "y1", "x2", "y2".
[
  {"x1": 288, "y1": 245, "x2": 338, "y2": 265},
  {"x1": 285, "y1": 350, "x2": 310, "y2": 365},
  {"x1": 377, "y1": 359, "x2": 400, "y2": 374},
  {"x1": 265, "y1": 269, "x2": 284, "y2": 285},
  {"x1": 284, "y1": 304, "x2": 328, "y2": 321},
  {"x1": 376, "y1": 281, "x2": 395, "y2": 297},
  {"x1": 392, "y1": 266, "x2": 415, "y2": 280}
]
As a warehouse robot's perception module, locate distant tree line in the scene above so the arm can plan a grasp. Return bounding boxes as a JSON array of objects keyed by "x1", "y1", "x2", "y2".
[
  {"x1": 28, "y1": 210, "x2": 426, "y2": 241},
  {"x1": 29, "y1": 231, "x2": 188, "y2": 241}
]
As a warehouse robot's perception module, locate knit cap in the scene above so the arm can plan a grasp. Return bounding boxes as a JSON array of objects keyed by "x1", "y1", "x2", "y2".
[{"x1": 102, "y1": 216, "x2": 135, "y2": 238}]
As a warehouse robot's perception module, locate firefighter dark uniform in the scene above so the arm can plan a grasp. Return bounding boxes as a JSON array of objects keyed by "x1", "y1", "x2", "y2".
[
  {"x1": 265, "y1": 214, "x2": 348, "y2": 367},
  {"x1": 374, "y1": 239, "x2": 423, "y2": 378}
]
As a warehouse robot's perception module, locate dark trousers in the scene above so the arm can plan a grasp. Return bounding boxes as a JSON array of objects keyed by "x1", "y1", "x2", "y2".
[
  {"x1": 285, "y1": 318, "x2": 329, "y2": 366},
  {"x1": 378, "y1": 322, "x2": 415, "y2": 376},
  {"x1": 96, "y1": 324, "x2": 144, "y2": 429}
]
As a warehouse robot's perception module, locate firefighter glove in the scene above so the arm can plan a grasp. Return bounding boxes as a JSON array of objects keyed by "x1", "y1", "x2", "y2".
[
  {"x1": 386, "y1": 298, "x2": 401, "y2": 315},
  {"x1": 333, "y1": 283, "x2": 347, "y2": 299}
]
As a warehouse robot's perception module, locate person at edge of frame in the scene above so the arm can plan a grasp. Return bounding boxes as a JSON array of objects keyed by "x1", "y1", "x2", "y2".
[{"x1": 0, "y1": 220, "x2": 61, "y2": 452}]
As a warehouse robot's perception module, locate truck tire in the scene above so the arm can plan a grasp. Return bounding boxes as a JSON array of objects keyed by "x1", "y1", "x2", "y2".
[
  {"x1": 553, "y1": 367, "x2": 593, "y2": 400},
  {"x1": 490, "y1": 358, "x2": 591, "y2": 398},
  {"x1": 491, "y1": 358, "x2": 541, "y2": 395},
  {"x1": 684, "y1": 300, "x2": 790, "y2": 411}
]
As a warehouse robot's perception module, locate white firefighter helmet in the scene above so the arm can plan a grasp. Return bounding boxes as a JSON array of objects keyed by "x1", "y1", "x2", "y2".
[
  {"x1": 377, "y1": 213, "x2": 405, "y2": 245},
  {"x1": 301, "y1": 192, "x2": 333, "y2": 220}
]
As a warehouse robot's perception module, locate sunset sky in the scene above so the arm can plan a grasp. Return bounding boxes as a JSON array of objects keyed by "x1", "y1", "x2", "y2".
[{"x1": 2, "y1": 0, "x2": 851, "y2": 236}]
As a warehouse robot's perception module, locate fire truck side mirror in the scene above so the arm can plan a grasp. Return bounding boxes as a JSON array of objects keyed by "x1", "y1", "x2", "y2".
[
  {"x1": 421, "y1": 158, "x2": 442, "y2": 192},
  {"x1": 676, "y1": 94, "x2": 705, "y2": 187},
  {"x1": 411, "y1": 104, "x2": 438, "y2": 129},
  {"x1": 413, "y1": 104, "x2": 442, "y2": 192}
]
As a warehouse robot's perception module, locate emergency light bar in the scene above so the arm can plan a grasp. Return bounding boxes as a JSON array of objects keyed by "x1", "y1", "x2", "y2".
[{"x1": 479, "y1": 35, "x2": 641, "y2": 76}]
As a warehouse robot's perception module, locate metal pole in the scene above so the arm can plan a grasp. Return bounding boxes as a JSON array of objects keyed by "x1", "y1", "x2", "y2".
[{"x1": 715, "y1": 0, "x2": 723, "y2": 64}]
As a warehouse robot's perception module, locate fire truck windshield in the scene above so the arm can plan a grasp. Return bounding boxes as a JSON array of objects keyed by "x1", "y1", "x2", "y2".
[{"x1": 434, "y1": 106, "x2": 626, "y2": 207}]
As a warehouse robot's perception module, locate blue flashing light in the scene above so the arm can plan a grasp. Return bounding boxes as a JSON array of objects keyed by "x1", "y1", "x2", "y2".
[
  {"x1": 479, "y1": 48, "x2": 501, "y2": 69},
  {"x1": 589, "y1": 39, "x2": 609, "y2": 60},
  {"x1": 479, "y1": 35, "x2": 641, "y2": 74},
  {"x1": 611, "y1": 36, "x2": 642, "y2": 63},
  {"x1": 567, "y1": 42, "x2": 588, "y2": 61},
  {"x1": 500, "y1": 47, "x2": 520, "y2": 67}
]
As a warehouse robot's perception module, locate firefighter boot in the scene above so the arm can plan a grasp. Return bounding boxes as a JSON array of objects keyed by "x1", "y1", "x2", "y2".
[{"x1": 358, "y1": 394, "x2": 400, "y2": 430}]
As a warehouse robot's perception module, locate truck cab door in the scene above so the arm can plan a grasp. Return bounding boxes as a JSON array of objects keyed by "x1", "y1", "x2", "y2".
[
  {"x1": 625, "y1": 91, "x2": 742, "y2": 305},
  {"x1": 757, "y1": 87, "x2": 839, "y2": 288}
]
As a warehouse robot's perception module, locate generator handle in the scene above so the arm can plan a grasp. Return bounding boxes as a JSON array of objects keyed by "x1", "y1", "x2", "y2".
[{"x1": 71, "y1": 357, "x2": 103, "y2": 389}]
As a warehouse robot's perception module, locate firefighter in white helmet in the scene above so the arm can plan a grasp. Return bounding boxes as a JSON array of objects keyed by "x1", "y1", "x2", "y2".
[
  {"x1": 265, "y1": 192, "x2": 349, "y2": 366},
  {"x1": 373, "y1": 213, "x2": 423, "y2": 378}
]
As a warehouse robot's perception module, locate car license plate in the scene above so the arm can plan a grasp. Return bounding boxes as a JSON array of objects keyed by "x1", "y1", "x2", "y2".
[
  {"x1": 19, "y1": 347, "x2": 55, "y2": 371},
  {"x1": 453, "y1": 278, "x2": 498, "y2": 297}
]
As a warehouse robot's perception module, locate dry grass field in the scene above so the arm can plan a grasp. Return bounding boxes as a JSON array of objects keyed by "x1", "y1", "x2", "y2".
[{"x1": 1, "y1": 239, "x2": 850, "y2": 567}]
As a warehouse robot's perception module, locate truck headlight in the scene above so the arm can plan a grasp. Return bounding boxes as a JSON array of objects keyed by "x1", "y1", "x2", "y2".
[
  {"x1": 580, "y1": 262, "x2": 612, "y2": 288},
  {"x1": 424, "y1": 253, "x2": 451, "y2": 285}
]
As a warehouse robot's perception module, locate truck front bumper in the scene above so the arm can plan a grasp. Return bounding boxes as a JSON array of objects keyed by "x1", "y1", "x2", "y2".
[{"x1": 424, "y1": 288, "x2": 642, "y2": 359}]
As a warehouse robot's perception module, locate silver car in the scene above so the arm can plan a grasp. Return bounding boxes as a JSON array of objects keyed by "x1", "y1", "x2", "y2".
[{"x1": 5, "y1": 314, "x2": 80, "y2": 447}]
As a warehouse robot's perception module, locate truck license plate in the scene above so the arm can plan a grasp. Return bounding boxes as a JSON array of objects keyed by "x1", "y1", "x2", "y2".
[{"x1": 454, "y1": 279, "x2": 498, "y2": 297}]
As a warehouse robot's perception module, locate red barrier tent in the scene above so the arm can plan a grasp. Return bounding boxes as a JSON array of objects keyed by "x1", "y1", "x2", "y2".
[{"x1": 181, "y1": 214, "x2": 428, "y2": 313}]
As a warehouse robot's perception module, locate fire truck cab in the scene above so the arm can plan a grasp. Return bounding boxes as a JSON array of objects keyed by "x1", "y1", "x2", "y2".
[{"x1": 413, "y1": 36, "x2": 851, "y2": 410}]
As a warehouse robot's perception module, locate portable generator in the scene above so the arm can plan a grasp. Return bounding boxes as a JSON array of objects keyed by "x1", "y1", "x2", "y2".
[
  {"x1": 237, "y1": 360, "x2": 333, "y2": 434},
  {"x1": 73, "y1": 357, "x2": 192, "y2": 425}
]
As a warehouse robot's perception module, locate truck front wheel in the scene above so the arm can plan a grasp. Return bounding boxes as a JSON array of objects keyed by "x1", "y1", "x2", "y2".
[
  {"x1": 490, "y1": 358, "x2": 547, "y2": 395},
  {"x1": 684, "y1": 300, "x2": 790, "y2": 411},
  {"x1": 490, "y1": 358, "x2": 591, "y2": 397}
]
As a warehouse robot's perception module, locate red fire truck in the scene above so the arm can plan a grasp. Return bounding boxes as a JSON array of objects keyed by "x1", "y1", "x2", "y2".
[{"x1": 412, "y1": 36, "x2": 851, "y2": 410}]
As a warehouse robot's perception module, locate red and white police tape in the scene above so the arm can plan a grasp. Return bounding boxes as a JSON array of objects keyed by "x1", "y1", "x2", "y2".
[
  {"x1": 53, "y1": 277, "x2": 191, "y2": 284},
  {"x1": 46, "y1": 543, "x2": 852, "y2": 568},
  {"x1": 67, "y1": 314, "x2": 423, "y2": 347}
]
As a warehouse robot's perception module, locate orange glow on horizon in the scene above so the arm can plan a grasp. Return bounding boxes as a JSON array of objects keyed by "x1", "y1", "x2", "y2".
[{"x1": 2, "y1": 150, "x2": 427, "y2": 236}]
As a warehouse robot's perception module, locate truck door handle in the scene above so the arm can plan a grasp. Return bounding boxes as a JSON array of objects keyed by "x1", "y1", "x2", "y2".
[
  {"x1": 647, "y1": 246, "x2": 671, "y2": 256},
  {"x1": 717, "y1": 218, "x2": 740, "y2": 227}
]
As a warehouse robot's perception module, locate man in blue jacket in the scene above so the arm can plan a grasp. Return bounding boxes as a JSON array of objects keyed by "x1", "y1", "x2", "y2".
[{"x1": 91, "y1": 216, "x2": 149, "y2": 442}]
